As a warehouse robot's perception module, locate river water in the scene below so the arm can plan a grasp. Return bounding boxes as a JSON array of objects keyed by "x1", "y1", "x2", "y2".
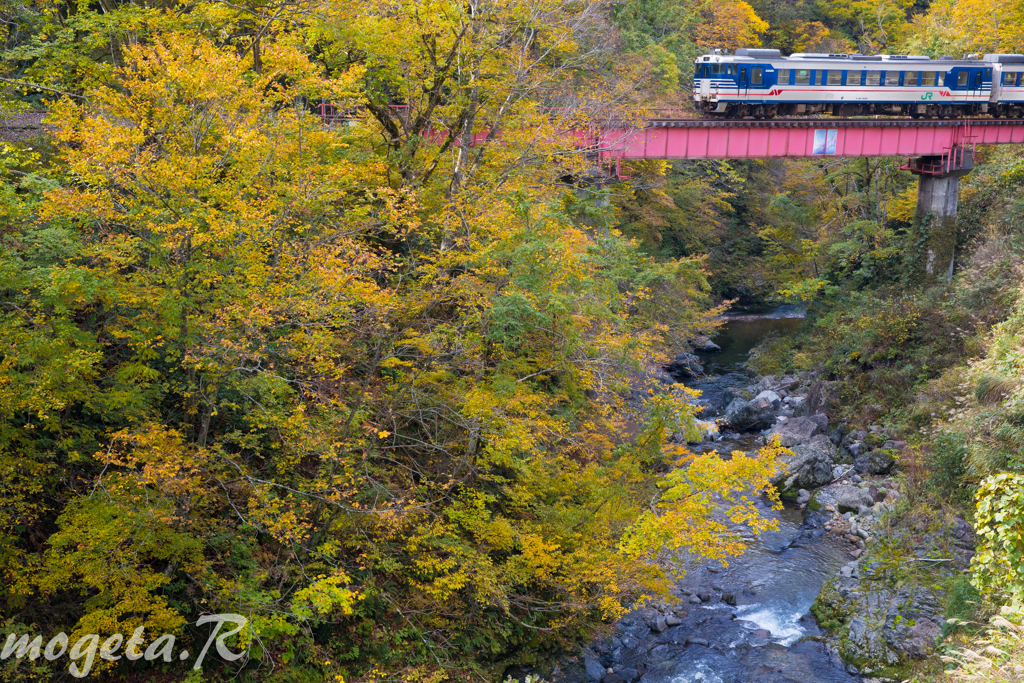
[{"x1": 631, "y1": 307, "x2": 860, "y2": 683}]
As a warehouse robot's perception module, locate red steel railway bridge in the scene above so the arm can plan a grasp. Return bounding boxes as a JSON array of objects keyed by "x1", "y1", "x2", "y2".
[
  {"x1": 320, "y1": 105, "x2": 1024, "y2": 278},
  {"x1": 594, "y1": 116, "x2": 1024, "y2": 228}
]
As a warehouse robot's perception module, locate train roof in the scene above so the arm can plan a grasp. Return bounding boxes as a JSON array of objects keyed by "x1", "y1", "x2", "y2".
[{"x1": 697, "y1": 48, "x2": 1004, "y2": 68}]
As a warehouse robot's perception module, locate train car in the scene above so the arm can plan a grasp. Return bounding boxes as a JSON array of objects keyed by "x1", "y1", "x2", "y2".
[
  {"x1": 693, "y1": 49, "x2": 996, "y2": 119},
  {"x1": 987, "y1": 54, "x2": 1024, "y2": 117}
]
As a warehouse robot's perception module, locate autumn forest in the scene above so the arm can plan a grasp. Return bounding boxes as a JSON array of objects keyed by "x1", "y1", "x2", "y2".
[{"x1": 3, "y1": 0, "x2": 1024, "y2": 681}]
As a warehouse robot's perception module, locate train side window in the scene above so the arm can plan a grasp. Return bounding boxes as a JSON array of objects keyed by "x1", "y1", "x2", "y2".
[
  {"x1": 827, "y1": 70, "x2": 843, "y2": 85},
  {"x1": 865, "y1": 71, "x2": 881, "y2": 85},
  {"x1": 814, "y1": 70, "x2": 824, "y2": 85},
  {"x1": 957, "y1": 71, "x2": 968, "y2": 87},
  {"x1": 923, "y1": 72, "x2": 938, "y2": 86},
  {"x1": 778, "y1": 68, "x2": 790, "y2": 84},
  {"x1": 795, "y1": 69, "x2": 810, "y2": 84},
  {"x1": 752, "y1": 68, "x2": 763, "y2": 85},
  {"x1": 904, "y1": 71, "x2": 918, "y2": 86}
]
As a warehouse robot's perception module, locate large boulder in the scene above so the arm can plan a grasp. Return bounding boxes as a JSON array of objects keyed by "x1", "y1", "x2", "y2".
[
  {"x1": 692, "y1": 336, "x2": 721, "y2": 353},
  {"x1": 772, "y1": 434, "x2": 836, "y2": 495},
  {"x1": 755, "y1": 389, "x2": 782, "y2": 410},
  {"x1": 767, "y1": 416, "x2": 821, "y2": 447},
  {"x1": 855, "y1": 449, "x2": 897, "y2": 475},
  {"x1": 584, "y1": 653, "x2": 606, "y2": 682},
  {"x1": 665, "y1": 351, "x2": 703, "y2": 378},
  {"x1": 724, "y1": 396, "x2": 776, "y2": 431},
  {"x1": 836, "y1": 486, "x2": 875, "y2": 513}
]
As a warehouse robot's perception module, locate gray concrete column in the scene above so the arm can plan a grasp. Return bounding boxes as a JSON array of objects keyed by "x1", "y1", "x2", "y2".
[
  {"x1": 916, "y1": 174, "x2": 960, "y2": 220},
  {"x1": 910, "y1": 147, "x2": 972, "y2": 282}
]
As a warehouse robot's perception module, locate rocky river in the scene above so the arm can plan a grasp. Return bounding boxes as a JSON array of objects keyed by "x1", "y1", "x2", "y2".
[{"x1": 534, "y1": 307, "x2": 962, "y2": 683}]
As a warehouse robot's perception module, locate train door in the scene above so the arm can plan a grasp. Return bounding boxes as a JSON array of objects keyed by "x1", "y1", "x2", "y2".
[
  {"x1": 954, "y1": 69, "x2": 969, "y2": 105},
  {"x1": 739, "y1": 66, "x2": 749, "y2": 98},
  {"x1": 972, "y1": 69, "x2": 983, "y2": 106},
  {"x1": 700, "y1": 64, "x2": 710, "y2": 98}
]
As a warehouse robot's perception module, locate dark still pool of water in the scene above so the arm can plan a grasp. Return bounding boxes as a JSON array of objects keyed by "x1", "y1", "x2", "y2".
[{"x1": 696, "y1": 306, "x2": 806, "y2": 374}]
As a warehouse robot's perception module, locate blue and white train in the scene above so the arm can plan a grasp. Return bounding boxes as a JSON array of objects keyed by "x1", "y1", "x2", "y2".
[{"x1": 693, "y1": 49, "x2": 1024, "y2": 119}]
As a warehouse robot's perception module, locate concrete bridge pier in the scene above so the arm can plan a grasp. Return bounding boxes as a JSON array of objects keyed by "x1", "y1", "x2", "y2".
[{"x1": 906, "y1": 146, "x2": 973, "y2": 282}]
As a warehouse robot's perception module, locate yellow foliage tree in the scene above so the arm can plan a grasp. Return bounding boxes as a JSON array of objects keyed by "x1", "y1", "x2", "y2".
[
  {"x1": 903, "y1": 0, "x2": 1024, "y2": 57},
  {"x1": 696, "y1": 1, "x2": 770, "y2": 49},
  {"x1": 0, "y1": 1, "x2": 785, "y2": 679}
]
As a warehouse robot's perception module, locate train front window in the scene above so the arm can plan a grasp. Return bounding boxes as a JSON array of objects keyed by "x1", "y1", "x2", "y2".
[
  {"x1": 957, "y1": 71, "x2": 968, "y2": 87},
  {"x1": 904, "y1": 71, "x2": 918, "y2": 86},
  {"x1": 752, "y1": 68, "x2": 763, "y2": 85},
  {"x1": 827, "y1": 70, "x2": 843, "y2": 85},
  {"x1": 865, "y1": 71, "x2": 881, "y2": 85},
  {"x1": 795, "y1": 70, "x2": 810, "y2": 85}
]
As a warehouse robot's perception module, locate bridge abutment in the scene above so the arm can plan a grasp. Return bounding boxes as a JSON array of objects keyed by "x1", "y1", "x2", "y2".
[{"x1": 906, "y1": 146, "x2": 973, "y2": 282}]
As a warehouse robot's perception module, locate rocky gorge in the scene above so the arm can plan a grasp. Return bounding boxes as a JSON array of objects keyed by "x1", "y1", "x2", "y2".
[{"x1": 530, "y1": 310, "x2": 977, "y2": 683}]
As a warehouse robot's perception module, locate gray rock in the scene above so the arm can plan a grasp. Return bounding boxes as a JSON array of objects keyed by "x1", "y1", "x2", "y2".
[
  {"x1": 808, "y1": 413, "x2": 829, "y2": 432},
  {"x1": 601, "y1": 674, "x2": 624, "y2": 683},
  {"x1": 755, "y1": 389, "x2": 782, "y2": 410},
  {"x1": 904, "y1": 619, "x2": 942, "y2": 657},
  {"x1": 613, "y1": 668, "x2": 640, "y2": 683},
  {"x1": 692, "y1": 336, "x2": 721, "y2": 353},
  {"x1": 665, "y1": 615, "x2": 681, "y2": 626},
  {"x1": 724, "y1": 396, "x2": 776, "y2": 431},
  {"x1": 651, "y1": 616, "x2": 667, "y2": 633},
  {"x1": 584, "y1": 654, "x2": 605, "y2": 682},
  {"x1": 855, "y1": 449, "x2": 897, "y2": 475},
  {"x1": 667, "y1": 351, "x2": 703, "y2": 378},
  {"x1": 689, "y1": 595, "x2": 702, "y2": 604},
  {"x1": 767, "y1": 416, "x2": 822, "y2": 447},
  {"x1": 685, "y1": 637, "x2": 710, "y2": 647},
  {"x1": 847, "y1": 442, "x2": 865, "y2": 457},
  {"x1": 698, "y1": 592, "x2": 712, "y2": 602},
  {"x1": 722, "y1": 591, "x2": 737, "y2": 606},
  {"x1": 836, "y1": 486, "x2": 875, "y2": 513},
  {"x1": 772, "y1": 434, "x2": 836, "y2": 494}
]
